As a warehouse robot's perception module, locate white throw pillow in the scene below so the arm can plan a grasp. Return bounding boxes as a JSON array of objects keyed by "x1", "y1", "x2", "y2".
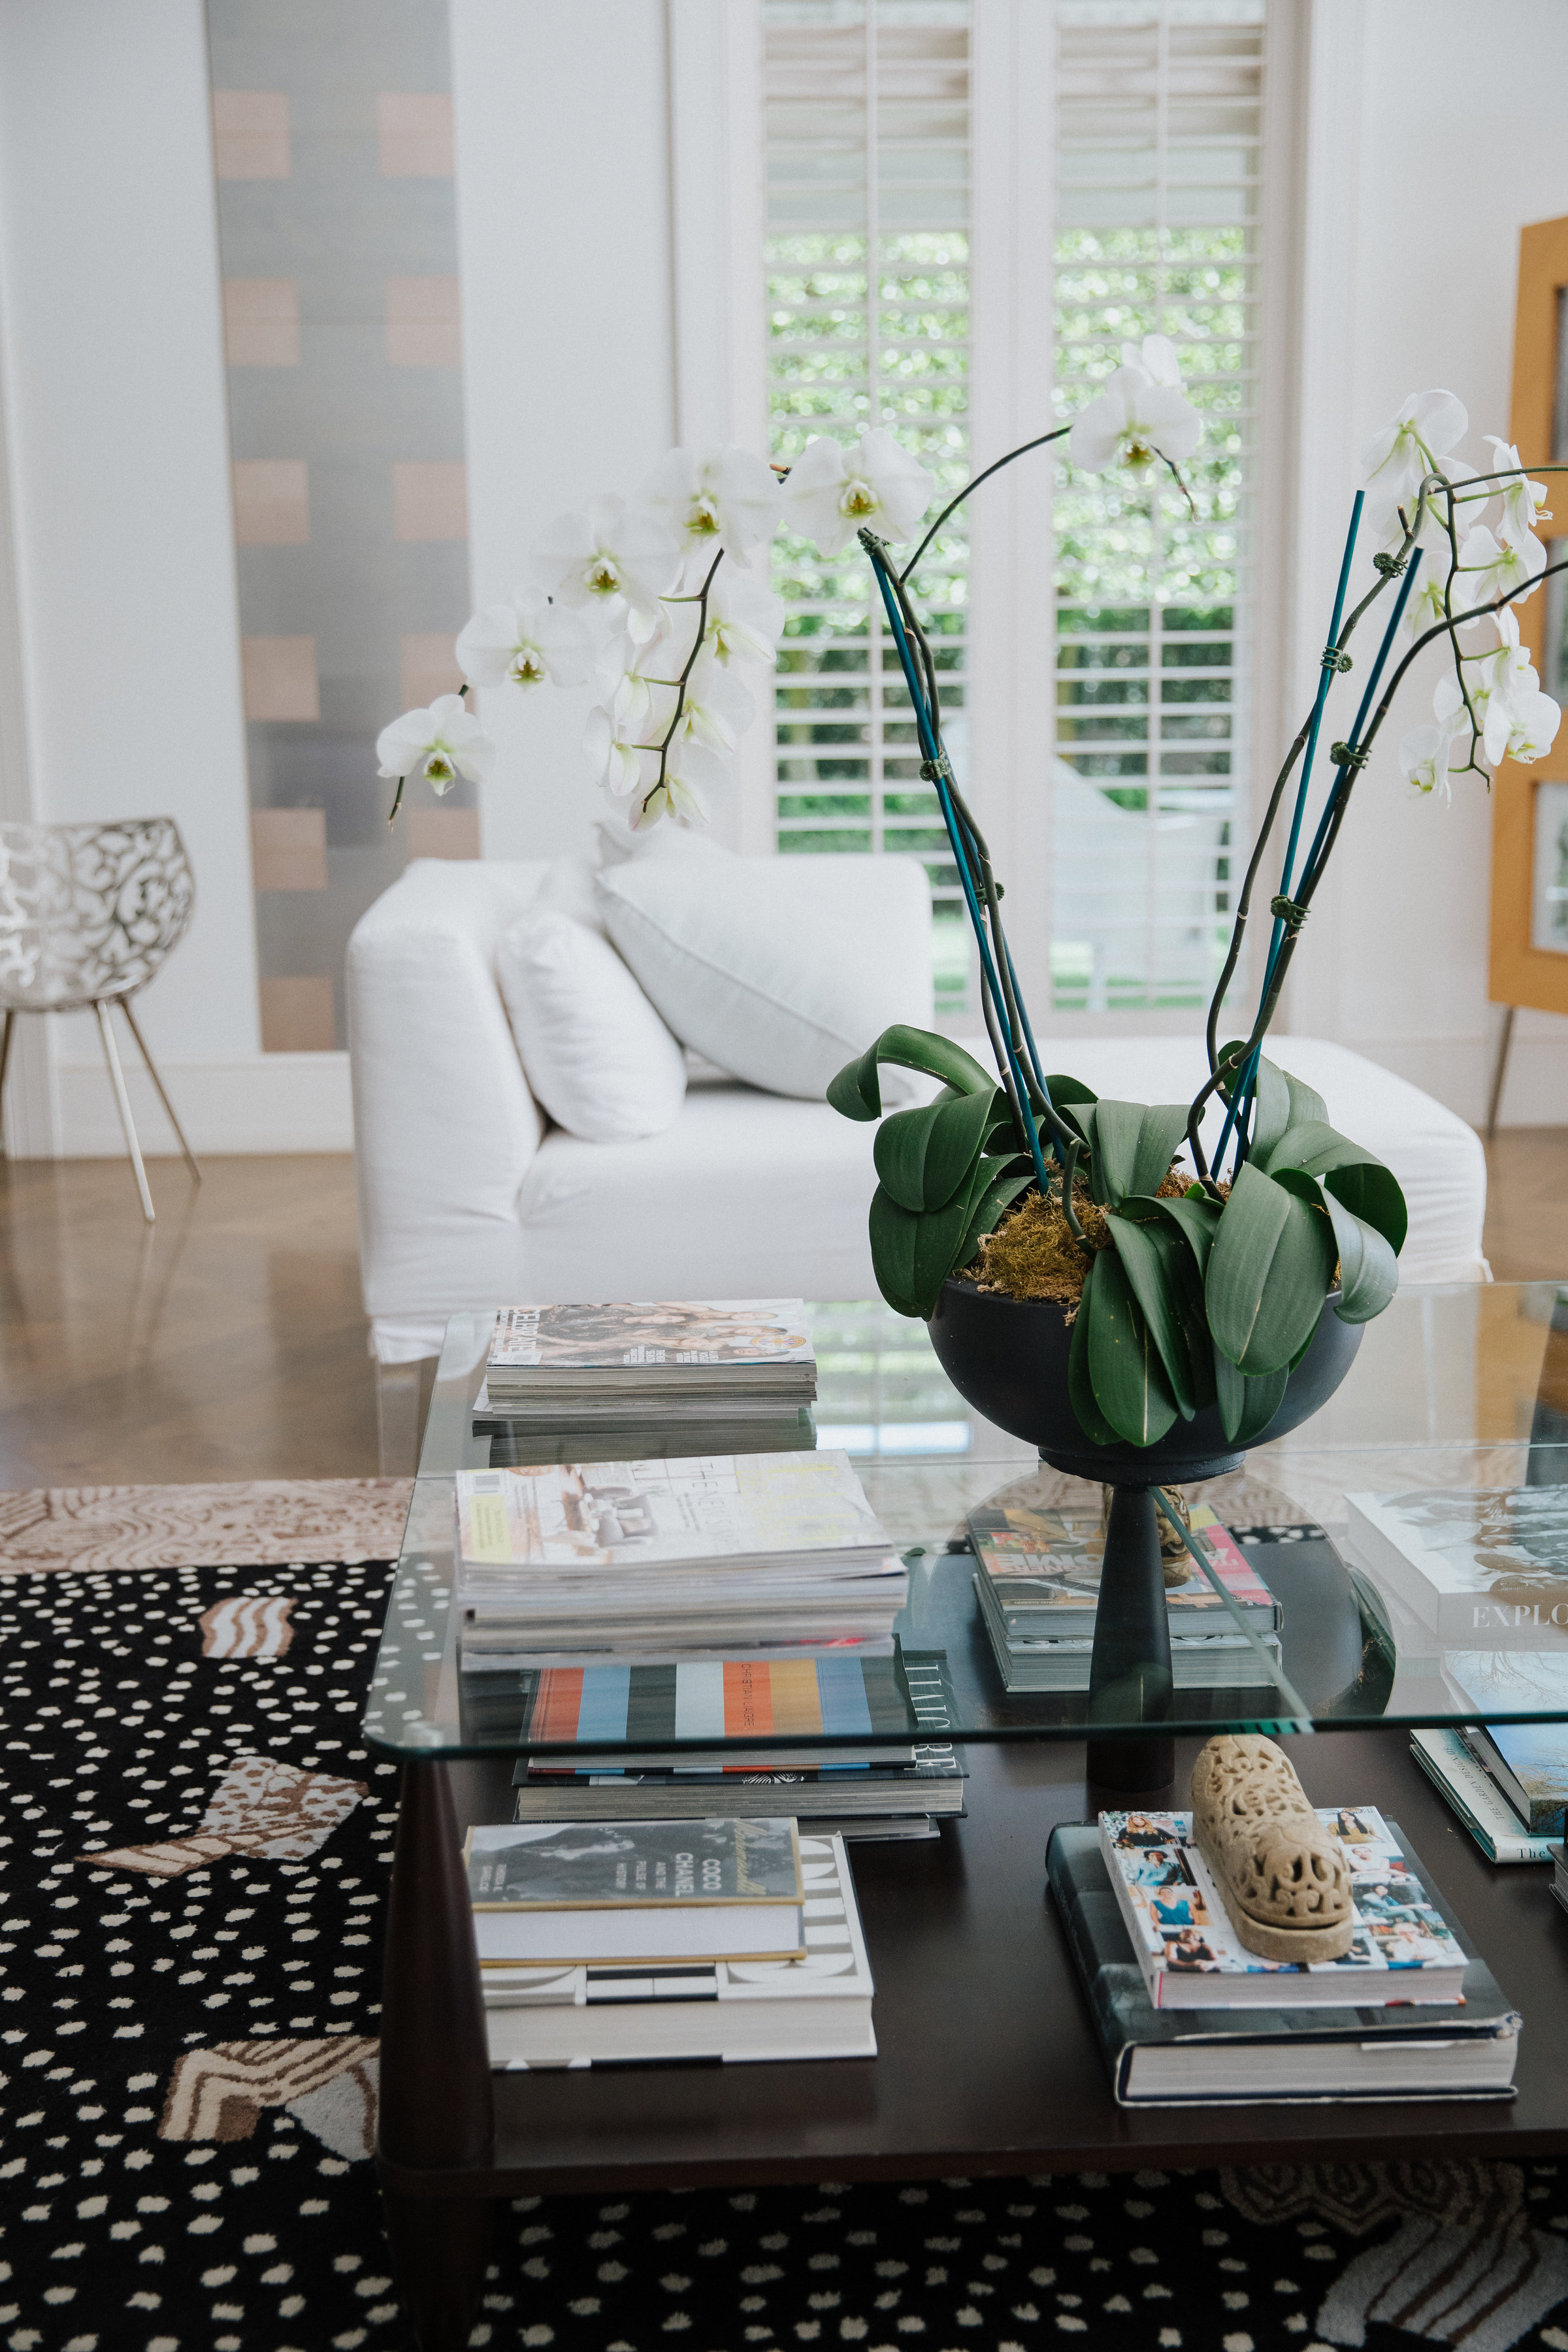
[
  {"x1": 595, "y1": 845, "x2": 934, "y2": 1101},
  {"x1": 495, "y1": 906, "x2": 687, "y2": 1143}
]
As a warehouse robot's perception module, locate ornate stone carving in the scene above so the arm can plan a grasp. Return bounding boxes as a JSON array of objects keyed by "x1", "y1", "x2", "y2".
[{"x1": 1190, "y1": 1732, "x2": 1356, "y2": 1961}]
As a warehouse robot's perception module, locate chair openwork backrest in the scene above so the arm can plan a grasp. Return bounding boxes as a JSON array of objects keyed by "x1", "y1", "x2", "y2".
[{"x1": 0, "y1": 818, "x2": 195, "y2": 1014}]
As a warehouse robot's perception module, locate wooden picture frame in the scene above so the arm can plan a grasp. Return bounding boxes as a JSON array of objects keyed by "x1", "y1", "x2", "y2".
[{"x1": 1489, "y1": 216, "x2": 1568, "y2": 1025}]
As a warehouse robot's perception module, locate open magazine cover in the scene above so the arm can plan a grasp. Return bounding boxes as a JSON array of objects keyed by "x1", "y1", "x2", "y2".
[
  {"x1": 489, "y1": 1301, "x2": 815, "y2": 1373},
  {"x1": 1099, "y1": 1805, "x2": 1466, "y2": 2006},
  {"x1": 971, "y1": 1501, "x2": 1277, "y2": 1622},
  {"x1": 455, "y1": 1452, "x2": 890, "y2": 1571}
]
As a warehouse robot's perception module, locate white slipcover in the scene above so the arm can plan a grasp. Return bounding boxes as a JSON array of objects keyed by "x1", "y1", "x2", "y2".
[{"x1": 348, "y1": 861, "x2": 1488, "y2": 1364}]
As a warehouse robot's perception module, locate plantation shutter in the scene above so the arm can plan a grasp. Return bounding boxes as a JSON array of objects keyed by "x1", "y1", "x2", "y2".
[
  {"x1": 1050, "y1": 0, "x2": 1266, "y2": 1017},
  {"x1": 763, "y1": 0, "x2": 974, "y2": 1021}
]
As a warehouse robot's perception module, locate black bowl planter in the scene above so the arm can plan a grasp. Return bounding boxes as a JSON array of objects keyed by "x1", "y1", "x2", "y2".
[{"x1": 928, "y1": 1278, "x2": 1365, "y2": 1793}]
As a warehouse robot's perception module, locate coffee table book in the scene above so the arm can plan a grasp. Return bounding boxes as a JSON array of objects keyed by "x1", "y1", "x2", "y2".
[
  {"x1": 1345, "y1": 1487, "x2": 1568, "y2": 1644},
  {"x1": 485, "y1": 1300, "x2": 817, "y2": 1402},
  {"x1": 1409, "y1": 1729, "x2": 1558, "y2": 1863},
  {"x1": 479, "y1": 1831, "x2": 875, "y2": 2067},
  {"x1": 1098, "y1": 1806, "x2": 1468, "y2": 2008},
  {"x1": 1048, "y1": 1827, "x2": 1520, "y2": 2104}
]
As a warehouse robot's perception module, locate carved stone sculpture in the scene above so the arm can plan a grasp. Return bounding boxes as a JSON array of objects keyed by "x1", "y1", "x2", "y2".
[{"x1": 1189, "y1": 1733, "x2": 1355, "y2": 1962}]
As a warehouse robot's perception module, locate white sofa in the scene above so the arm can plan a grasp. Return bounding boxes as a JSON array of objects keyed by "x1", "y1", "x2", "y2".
[{"x1": 348, "y1": 856, "x2": 1488, "y2": 1384}]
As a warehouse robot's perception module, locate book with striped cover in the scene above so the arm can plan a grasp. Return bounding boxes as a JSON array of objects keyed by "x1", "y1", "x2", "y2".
[{"x1": 508, "y1": 1651, "x2": 920, "y2": 1755}]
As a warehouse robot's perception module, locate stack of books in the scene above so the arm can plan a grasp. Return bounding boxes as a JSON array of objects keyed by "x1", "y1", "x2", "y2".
[
  {"x1": 477, "y1": 1299, "x2": 818, "y2": 1458},
  {"x1": 1049, "y1": 1803, "x2": 1521, "y2": 2103},
  {"x1": 466, "y1": 1816, "x2": 876, "y2": 2066},
  {"x1": 969, "y1": 1499, "x2": 1282, "y2": 1693},
  {"x1": 507, "y1": 1650, "x2": 966, "y2": 1838}
]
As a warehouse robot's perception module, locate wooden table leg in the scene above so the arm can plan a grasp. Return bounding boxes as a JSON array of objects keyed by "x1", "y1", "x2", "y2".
[{"x1": 378, "y1": 1756, "x2": 496, "y2": 2352}]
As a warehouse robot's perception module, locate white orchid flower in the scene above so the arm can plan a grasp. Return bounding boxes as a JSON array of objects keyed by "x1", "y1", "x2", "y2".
[
  {"x1": 596, "y1": 624, "x2": 679, "y2": 742},
  {"x1": 583, "y1": 704, "x2": 650, "y2": 797},
  {"x1": 639, "y1": 446, "x2": 784, "y2": 572},
  {"x1": 701, "y1": 569, "x2": 786, "y2": 666},
  {"x1": 1483, "y1": 436, "x2": 1552, "y2": 549},
  {"x1": 781, "y1": 428, "x2": 935, "y2": 558},
  {"x1": 1399, "y1": 720, "x2": 1458, "y2": 801},
  {"x1": 1360, "y1": 389, "x2": 1469, "y2": 538},
  {"x1": 1505, "y1": 687, "x2": 1562, "y2": 763},
  {"x1": 1452, "y1": 523, "x2": 1547, "y2": 628},
  {"x1": 529, "y1": 495, "x2": 679, "y2": 624},
  {"x1": 630, "y1": 742, "x2": 728, "y2": 832},
  {"x1": 1407, "y1": 570, "x2": 1452, "y2": 635},
  {"x1": 1120, "y1": 333, "x2": 1183, "y2": 387},
  {"x1": 456, "y1": 589, "x2": 593, "y2": 691},
  {"x1": 375, "y1": 694, "x2": 495, "y2": 792},
  {"x1": 668, "y1": 657, "x2": 754, "y2": 758},
  {"x1": 1067, "y1": 357, "x2": 1201, "y2": 477}
]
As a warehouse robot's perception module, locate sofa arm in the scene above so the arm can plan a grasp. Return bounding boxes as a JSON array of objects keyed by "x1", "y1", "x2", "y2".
[{"x1": 348, "y1": 858, "x2": 547, "y2": 1360}]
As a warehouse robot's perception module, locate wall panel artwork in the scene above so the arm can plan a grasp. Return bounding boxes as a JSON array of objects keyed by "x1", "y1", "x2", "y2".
[{"x1": 206, "y1": 0, "x2": 475, "y2": 1053}]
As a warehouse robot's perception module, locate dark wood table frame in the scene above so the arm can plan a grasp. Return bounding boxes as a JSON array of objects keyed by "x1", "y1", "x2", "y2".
[{"x1": 374, "y1": 1726, "x2": 1568, "y2": 2351}]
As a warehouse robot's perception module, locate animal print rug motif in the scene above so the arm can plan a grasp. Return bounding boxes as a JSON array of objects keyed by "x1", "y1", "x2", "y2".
[
  {"x1": 0, "y1": 1478, "x2": 412, "y2": 1573},
  {"x1": 4, "y1": 1551, "x2": 1568, "y2": 2352}
]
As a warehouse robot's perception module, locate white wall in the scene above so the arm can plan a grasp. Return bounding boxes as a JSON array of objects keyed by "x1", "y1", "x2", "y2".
[
  {"x1": 1284, "y1": 0, "x2": 1568, "y2": 1126},
  {"x1": 0, "y1": 0, "x2": 342, "y2": 1154},
  {"x1": 451, "y1": 0, "x2": 678, "y2": 866}
]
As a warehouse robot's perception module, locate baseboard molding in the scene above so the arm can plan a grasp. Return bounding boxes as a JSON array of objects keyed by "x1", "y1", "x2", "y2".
[{"x1": 35, "y1": 1051, "x2": 355, "y2": 1156}]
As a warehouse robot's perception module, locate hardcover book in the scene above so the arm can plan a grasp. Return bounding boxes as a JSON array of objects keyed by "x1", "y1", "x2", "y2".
[
  {"x1": 1047, "y1": 1826, "x2": 1520, "y2": 2106},
  {"x1": 1345, "y1": 1488, "x2": 1568, "y2": 1644},
  {"x1": 1097, "y1": 1805, "x2": 1467, "y2": 2008},
  {"x1": 1409, "y1": 1728, "x2": 1558, "y2": 1863},
  {"x1": 481, "y1": 1830, "x2": 875, "y2": 2067}
]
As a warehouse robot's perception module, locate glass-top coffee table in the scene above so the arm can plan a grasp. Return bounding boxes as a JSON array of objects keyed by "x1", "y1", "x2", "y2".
[{"x1": 366, "y1": 1284, "x2": 1568, "y2": 2352}]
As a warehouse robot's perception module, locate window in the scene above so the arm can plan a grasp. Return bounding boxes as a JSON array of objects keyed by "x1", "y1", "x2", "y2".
[
  {"x1": 1050, "y1": 0, "x2": 1265, "y2": 1017},
  {"x1": 763, "y1": 0, "x2": 973, "y2": 1019}
]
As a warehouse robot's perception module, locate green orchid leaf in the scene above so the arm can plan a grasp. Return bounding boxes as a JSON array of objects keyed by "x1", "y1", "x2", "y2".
[
  {"x1": 1130, "y1": 1103, "x2": 1192, "y2": 1197},
  {"x1": 874, "y1": 1085, "x2": 1000, "y2": 1213},
  {"x1": 1205, "y1": 1160, "x2": 1336, "y2": 1377},
  {"x1": 868, "y1": 1185, "x2": 922, "y2": 1317},
  {"x1": 1067, "y1": 1258, "x2": 1117, "y2": 1446},
  {"x1": 956, "y1": 1164, "x2": 1036, "y2": 1271},
  {"x1": 1253, "y1": 1117, "x2": 1344, "y2": 1176},
  {"x1": 1151, "y1": 1190, "x2": 1224, "y2": 1277},
  {"x1": 1114, "y1": 1196, "x2": 1218, "y2": 1414},
  {"x1": 1247, "y1": 1058, "x2": 1294, "y2": 1162},
  {"x1": 1322, "y1": 1184, "x2": 1401, "y2": 1324},
  {"x1": 1283, "y1": 1066, "x2": 1329, "y2": 1131},
  {"x1": 828, "y1": 1024, "x2": 997, "y2": 1121},
  {"x1": 1086, "y1": 1245, "x2": 1180, "y2": 1448},
  {"x1": 1322, "y1": 1160, "x2": 1408, "y2": 1258},
  {"x1": 910, "y1": 1188, "x2": 974, "y2": 1320},
  {"x1": 1091, "y1": 1101, "x2": 1145, "y2": 1204},
  {"x1": 1215, "y1": 1350, "x2": 1290, "y2": 1446},
  {"x1": 1043, "y1": 1072, "x2": 1099, "y2": 1108},
  {"x1": 1105, "y1": 1209, "x2": 1197, "y2": 1419}
]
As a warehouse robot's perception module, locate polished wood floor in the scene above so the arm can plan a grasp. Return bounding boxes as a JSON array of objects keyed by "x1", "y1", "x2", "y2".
[{"x1": 0, "y1": 1129, "x2": 1563, "y2": 1489}]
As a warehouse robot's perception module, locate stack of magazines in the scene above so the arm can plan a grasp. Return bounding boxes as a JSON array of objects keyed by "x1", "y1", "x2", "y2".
[
  {"x1": 477, "y1": 1299, "x2": 818, "y2": 1458},
  {"x1": 969, "y1": 1499, "x2": 1282, "y2": 1693},
  {"x1": 1049, "y1": 1803, "x2": 1520, "y2": 2104},
  {"x1": 466, "y1": 1816, "x2": 877, "y2": 2067},
  {"x1": 507, "y1": 1648, "x2": 966, "y2": 1839},
  {"x1": 455, "y1": 1450, "x2": 907, "y2": 1665}
]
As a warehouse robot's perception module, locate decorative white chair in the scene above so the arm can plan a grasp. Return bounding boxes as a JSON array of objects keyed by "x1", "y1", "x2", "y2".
[{"x1": 0, "y1": 818, "x2": 201, "y2": 1221}]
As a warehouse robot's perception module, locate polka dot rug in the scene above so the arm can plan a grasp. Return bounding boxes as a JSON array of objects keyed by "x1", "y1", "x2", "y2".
[{"x1": 4, "y1": 1555, "x2": 1568, "y2": 2352}]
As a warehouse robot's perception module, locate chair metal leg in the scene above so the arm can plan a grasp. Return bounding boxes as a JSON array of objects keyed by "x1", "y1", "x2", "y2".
[
  {"x1": 118, "y1": 996, "x2": 201, "y2": 1184},
  {"x1": 95, "y1": 999, "x2": 155, "y2": 1223},
  {"x1": 0, "y1": 1010, "x2": 14, "y2": 1157},
  {"x1": 1486, "y1": 1003, "x2": 1516, "y2": 1143}
]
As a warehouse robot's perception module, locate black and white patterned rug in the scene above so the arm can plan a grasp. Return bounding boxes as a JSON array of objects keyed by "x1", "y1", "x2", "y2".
[{"x1": 5, "y1": 1555, "x2": 1568, "y2": 2352}]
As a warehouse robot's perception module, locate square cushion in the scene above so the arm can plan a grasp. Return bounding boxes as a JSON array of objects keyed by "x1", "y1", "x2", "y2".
[
  {"x1": 495, "y1": 905, "x2": 687, "y2": 1143},
  {"x1": 595, "y1": 841, "x2": 933, "y2": 1100}
]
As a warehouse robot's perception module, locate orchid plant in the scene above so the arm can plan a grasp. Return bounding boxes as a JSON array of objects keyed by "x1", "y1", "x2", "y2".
[{"x1": 373, "y1": 351, "x2": 1567, "y2": 1456}]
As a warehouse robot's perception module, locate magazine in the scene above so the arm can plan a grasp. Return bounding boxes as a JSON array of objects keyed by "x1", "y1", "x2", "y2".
[
  {"x1": 970, "y1": 1501, "x2": 1279, "y2": 1631},
  {"x1": 455, "y1": 1452, "x2": 892, "y2": 1576},
  {"x1": 1098, "y1": 1805, "x2": 1468, "y2": 2010},
  {"x1": 487, "y1": 1300, "x2": 815, "y2": 1384}
]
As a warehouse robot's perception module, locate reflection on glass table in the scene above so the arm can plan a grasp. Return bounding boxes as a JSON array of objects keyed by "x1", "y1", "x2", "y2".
[{"x1": 364, "y1": 1283, "x2": 1568, "y2": 1761}]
